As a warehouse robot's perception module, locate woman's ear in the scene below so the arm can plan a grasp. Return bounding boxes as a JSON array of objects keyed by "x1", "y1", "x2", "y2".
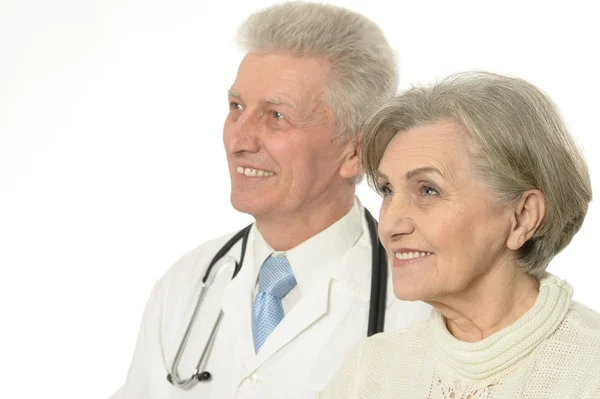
[
  {"x1": 339, "y1": 137, "x2": 361, "y2": 179},
  {"x1": 506, "y1": 189, "x2": 546, "y2": 251}
]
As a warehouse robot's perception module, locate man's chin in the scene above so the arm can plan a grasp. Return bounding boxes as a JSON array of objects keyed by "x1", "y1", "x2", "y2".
[{"x1": 230, "y1": 195, "x2": 269, "y2": 219}]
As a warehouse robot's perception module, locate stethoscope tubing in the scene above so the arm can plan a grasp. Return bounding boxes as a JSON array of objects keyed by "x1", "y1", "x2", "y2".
[
  {"x1": 167, "y1": 209, "x2": 386, "y2": 388},
  {"x1": 365, "y1": 207, "x2": 388, "y2": 336}
]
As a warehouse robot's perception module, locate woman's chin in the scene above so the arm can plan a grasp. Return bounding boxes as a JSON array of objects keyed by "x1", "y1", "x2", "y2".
[
  {"x1": 392, "y1": 284, "x2": 428, "y2": 302},
  {"x1": 391, "y1": 270, "x2": 435, "y2": 300}
]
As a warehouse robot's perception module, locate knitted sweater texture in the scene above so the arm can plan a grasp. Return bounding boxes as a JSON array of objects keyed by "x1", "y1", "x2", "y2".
[{"x1": 319, "y1": 274, "x2": 600, "y2": 398}]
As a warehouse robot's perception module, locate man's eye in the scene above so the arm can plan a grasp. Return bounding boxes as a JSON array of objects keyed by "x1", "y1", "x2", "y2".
[
  {"x1": 230, "y1": 102, "x2": 243, "y2": 111},
  {"x1": 272, "y1": 111, "x2": 283, "y2": 119}
]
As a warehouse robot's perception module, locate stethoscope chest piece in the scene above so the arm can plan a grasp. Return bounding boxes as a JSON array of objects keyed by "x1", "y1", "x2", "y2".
[{"x1": 167, "y1": 370, "x2": 211, "y2": 384}]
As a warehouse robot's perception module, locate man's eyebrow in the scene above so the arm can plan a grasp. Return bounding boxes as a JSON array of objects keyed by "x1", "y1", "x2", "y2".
[
  {"x1": 262, "y1": 97, "x2": 296, "y2": 109},
  {"x1": 405, "y1": 166, "x2": 445, "y2": 180},
  {"x1": 228, "y1": 89, "x2": 242, "y2": 100},
  {"x1": 228, "y1": 89, "x2": 296, "y2": 109}
]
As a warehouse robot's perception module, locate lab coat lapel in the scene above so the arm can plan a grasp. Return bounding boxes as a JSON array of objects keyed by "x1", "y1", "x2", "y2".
[
  {"x1": 251, "y1": 273, "x2": 331, "y2": 368},
  {"x1": 220, "y1": 246, "x2": 256, "y2": 371}
]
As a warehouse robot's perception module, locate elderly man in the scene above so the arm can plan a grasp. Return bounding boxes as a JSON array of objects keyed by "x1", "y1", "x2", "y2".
[{"x1": 111, "y1": 2, "x2": 430, "y2": 398}]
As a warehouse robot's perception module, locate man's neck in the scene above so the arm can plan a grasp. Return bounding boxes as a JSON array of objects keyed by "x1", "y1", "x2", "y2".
[{"x1": 255, "y1": 191, "x2": 355, "y2": 251}]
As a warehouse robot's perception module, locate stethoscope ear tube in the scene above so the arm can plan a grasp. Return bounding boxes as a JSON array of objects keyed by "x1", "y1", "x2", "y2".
[
  {"x1": 203, "y1": 225, "x2": 252, "y2": 283},
  {"x1": 233, "y1": 225, "x2": 252, "y2": 278},
  {"x1": 364, "y1": 208, "x2": 387, "y2": 337}
]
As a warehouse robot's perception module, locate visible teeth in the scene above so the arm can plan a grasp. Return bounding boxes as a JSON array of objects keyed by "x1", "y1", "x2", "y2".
[
  {"x1": 236, "y1": 167, "x2": 275, "y2": 177},
  {"x1": 395, "y1": 251, "x2": 431, "y2": 260}
]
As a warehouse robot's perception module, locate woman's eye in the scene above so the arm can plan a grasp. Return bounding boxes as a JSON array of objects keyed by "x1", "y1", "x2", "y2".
[
  {"x1": 421, "y1": 185, "x2": 439, "y2": 196},
  {"x1": 379, "y1": 185, "x2": 393, "y2": 197}
]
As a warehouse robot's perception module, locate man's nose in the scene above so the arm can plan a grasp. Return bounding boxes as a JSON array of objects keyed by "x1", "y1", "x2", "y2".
[{"x1": 223, "y1": 112, "x2": 261, "y2": 154}]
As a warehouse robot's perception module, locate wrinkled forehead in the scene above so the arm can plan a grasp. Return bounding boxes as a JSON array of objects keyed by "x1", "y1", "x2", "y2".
[
  {"x1": 379, "y1": 122, "x2": 473, "y2": 180},
  {"x1": 231, "y1": 53, "x2": 330, "y2": 111}
]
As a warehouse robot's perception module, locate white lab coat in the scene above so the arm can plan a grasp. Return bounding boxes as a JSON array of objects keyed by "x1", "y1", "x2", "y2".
[{"x1": 111, "y1": 205, "x2": 431, "y2": 398}]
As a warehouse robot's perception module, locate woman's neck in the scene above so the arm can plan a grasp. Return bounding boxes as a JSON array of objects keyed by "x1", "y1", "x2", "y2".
[{"x1": 427, "y1": 263, "x2": 540, "y2": 342}]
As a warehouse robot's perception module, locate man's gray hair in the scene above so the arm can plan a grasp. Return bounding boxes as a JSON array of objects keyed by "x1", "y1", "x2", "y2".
[
  {"x1": 237, "y1": 1, "x2": 398, "y2": 141},
  {"x1": 361, "y1": 71, "x2": 592, "y2": 277}
]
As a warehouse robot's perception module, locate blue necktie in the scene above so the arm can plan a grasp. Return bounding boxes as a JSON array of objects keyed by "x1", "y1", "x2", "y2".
[{"x1": 252, "y1": 255, "x2": 297, "y2": 352}]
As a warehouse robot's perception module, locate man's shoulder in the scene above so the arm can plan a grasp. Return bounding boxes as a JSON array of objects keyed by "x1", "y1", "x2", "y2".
[
  {"x1": 160, "y1": 227, "x2": 250, "y2": 287},
  {"x1": 178, "y1": 229, "x2": 243, "y2": 264}
]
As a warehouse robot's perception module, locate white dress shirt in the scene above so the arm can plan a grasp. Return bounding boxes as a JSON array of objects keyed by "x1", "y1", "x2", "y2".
[{"x1": 252, "y1": 200, "x2": 363, "y2": 315}]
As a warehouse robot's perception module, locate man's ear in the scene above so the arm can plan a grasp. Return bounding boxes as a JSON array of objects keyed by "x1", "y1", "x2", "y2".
[
  {"x1": 506, "y1": 189, "x2": 546, "y2": 251},
  {"x1": 339, "y1": 136, "x2": 361, "y2": 179}
]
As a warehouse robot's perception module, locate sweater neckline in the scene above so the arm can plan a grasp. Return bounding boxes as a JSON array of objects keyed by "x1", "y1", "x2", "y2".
[{"x1": 430, "y1": 273, "x2": 573, "y2": 380}]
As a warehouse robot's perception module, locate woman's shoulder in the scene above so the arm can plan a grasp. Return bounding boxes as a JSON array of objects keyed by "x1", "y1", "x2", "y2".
[
  {"x1": 549, "y1": 302, "x2": 600, "y2": 394},
  {"x1": 547, "y1": 301, "x2": 600, "y2": 375},
  {"x1": 562, "y1": 301, "x2": 600, "y2": 338},
  {"x1": 361, "y1": 319, "x2": 431, "y2": 359}
]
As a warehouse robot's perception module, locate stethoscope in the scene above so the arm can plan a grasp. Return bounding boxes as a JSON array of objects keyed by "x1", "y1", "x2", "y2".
[{"x1": 166, "y1": 207, "x2": 388, "y2": 389}]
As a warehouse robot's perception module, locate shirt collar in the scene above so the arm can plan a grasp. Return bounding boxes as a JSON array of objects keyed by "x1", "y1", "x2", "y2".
[{"x1": 252, "y1": 198, "x2": 364, "y2": 292}]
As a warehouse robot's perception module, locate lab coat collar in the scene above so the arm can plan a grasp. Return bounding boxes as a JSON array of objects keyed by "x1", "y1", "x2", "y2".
[
  {"x1": 287, "y1": 199, "x2": 363, "y2": 286},
  {"x1": 329, "y1": 198, "x2": 375, "y2": 303}
]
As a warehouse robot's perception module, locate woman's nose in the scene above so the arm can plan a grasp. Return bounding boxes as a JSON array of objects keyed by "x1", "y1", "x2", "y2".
[{"x1": 378, "y1": 197, "x2": 416, "y2": 244}]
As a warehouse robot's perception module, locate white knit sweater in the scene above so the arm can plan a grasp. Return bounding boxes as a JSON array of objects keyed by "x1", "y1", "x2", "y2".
[{"x1": 319, "y1": 274, "x2": 600, "y2": 398}]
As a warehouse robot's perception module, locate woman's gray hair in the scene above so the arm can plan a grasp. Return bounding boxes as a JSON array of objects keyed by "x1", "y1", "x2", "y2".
[
  {"x1": 361, "y1": 71, "x2": 592, "y2": 277},
  {"x1": 237, "y1": 2, "x2": 398, "y2": 141}
]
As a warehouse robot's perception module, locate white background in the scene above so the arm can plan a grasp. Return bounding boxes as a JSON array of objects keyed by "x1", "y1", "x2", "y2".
[{"x1": 1, "y1": 0, "x2": 598, "y2": 398}]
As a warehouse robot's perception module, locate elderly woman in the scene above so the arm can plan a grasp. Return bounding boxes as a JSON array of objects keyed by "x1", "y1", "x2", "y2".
[{"x1": 319, "y1": 72, "x2": 600, "y2": 398}]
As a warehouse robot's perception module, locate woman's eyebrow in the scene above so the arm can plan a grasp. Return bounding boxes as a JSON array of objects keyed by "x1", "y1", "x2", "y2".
[
  {"x1": 405, "y1": 166, "x2": 445, "y2": 180},
  {"x1": 376, "y1": 170, "x2": 390, "y2": 181}
]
